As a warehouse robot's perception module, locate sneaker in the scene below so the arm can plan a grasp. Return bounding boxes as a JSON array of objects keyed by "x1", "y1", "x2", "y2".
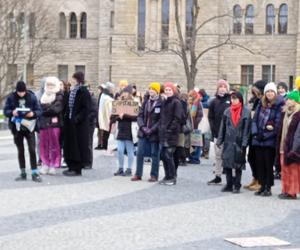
[
  {"x1": 15, "y1": 173, "x2": 27, "y2": 181},
  {"x1": 62, "y1": 170, "x2": 82, "y2": 176},
  {"x1": 32, "y1": 173, "x2": 42, "y2": 183},
  {"x1": 39, "y1": 165, "x2": 49, "y2": 175},
  {"x1": 207, "y1": 176, "x2": 222, "y2": 185},
  {"x1": 278, "y1": 193, "x2": 297, "y2": 200},
  {"x1": 123, "y1": 168, "x2": 132, "y2": 176},
  {"x1": 232, "y1": 188, "x2": 240, "y2": 194},
  {"x1": 114, "y1": 168, "x2": 124, "y2": 176},
  {"x1": 131, "y1": 175, "x2": 142, "y2": 181},
  {"x1": 148, "y1": 176, "x2": 158, "y2": 182},
  {"x1": 164, "y1": 178, "x2": 176, "y2": 186},
  {"x1": 221, "y1": 186, "x2": 233, "y2": 192},
  {"x1": 48, "y1": 168, "x2": 56, "y2": 175},
  {"x1": 254, "y1": 187, "x2": 265, "y2": 196},
  {"x1": 261, "y1": 189, "x2": 272, "y2": 197},
  {"x1": 158, "y1": 177, "x2": 167, "y2": 185}
]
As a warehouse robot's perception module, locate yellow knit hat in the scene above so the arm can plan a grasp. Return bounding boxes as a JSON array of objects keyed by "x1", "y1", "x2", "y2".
[
  {"x1": 119, "y1": 79, "x2": 129, "y2": 89},
  {"x1": 295, "y1": 76, "x2": 300, "y2": 90},
  {"x1": 149, "y1": 82, "x2": 161, "y2": 94}
]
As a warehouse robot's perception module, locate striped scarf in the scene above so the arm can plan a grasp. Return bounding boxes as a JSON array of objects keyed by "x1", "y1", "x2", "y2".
[{"x1": 68, "y1": 83, "x2": 81, "y2": 119}]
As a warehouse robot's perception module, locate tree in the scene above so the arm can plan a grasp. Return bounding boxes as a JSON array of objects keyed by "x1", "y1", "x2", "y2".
[{"x1": 0, "y1": 0, "x2": 55, "y2": 103}]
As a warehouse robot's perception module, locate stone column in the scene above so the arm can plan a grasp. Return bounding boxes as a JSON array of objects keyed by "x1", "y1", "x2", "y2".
[
  {"x1": 157, "y1": 0, "x2": 162, "y2": 50},
  {"x1": 77, "y1": 14, "x2": 81, "y2": 38},
  {"x1": 66, "y1": 15, "x2": 70, "y2": 38}
]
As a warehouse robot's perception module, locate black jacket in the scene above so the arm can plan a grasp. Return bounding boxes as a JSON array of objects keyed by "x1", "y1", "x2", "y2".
[
  {"x1": 63, "y1": 86, "x2": 91, "y2": 166},
  {"x1": 39, "y1": 92, "x2": 64, "y2": 129},
  {"x1": 159, "y1": 95, "x2": 183, "y2": 147},
  {"x1": 111, "y1": 114, "x2": 137, "y2": 141},
  {"x1": 4, "y1": 90, "x2": 42, "y2": 134},
  {"x1": 137, "y1": 94, "x2": 162, "y2": 142},
  {"x1": 208, "y1": 94, "x2": 231, "y2": 138}
]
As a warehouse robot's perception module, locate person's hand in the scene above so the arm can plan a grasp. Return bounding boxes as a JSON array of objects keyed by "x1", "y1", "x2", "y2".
[
  {"x1": 25, "y1": 112, "x2": 34, "y2": 118},
  {"x1": 254, "y1": 134, "x2": 264, "y2": 142},
  {"x1": 142, "y1": 127, "x2": 151, "y2": 135},
  {"x1": 12, "y1": 109, "x2": 18, "y2": 117}
]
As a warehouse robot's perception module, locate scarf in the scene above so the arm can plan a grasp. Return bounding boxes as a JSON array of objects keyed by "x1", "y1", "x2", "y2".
[
  {"x1": 68, "y1": 83, "x2": 81, "y2": 119},
  {"x1": 230, "y1": 102, "x2": 242, "y2": 128},
  {"x1": 280, "y1": 104, "x2": 300, "y2": 152}
]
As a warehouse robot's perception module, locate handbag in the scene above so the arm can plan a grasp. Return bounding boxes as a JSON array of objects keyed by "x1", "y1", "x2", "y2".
[
  {"x1": 198, "y1": 109, "x2": 210, "y2": 134},
  {"x1": 190, "y1": 129, "x2": 203, "y2": 147}
]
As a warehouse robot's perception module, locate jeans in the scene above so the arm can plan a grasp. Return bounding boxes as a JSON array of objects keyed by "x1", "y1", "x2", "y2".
[
  {"x1": 117, "y1": 140, "x2": 134, "y2": 170},
  {"x1": 189, "y1": 146, "x2": 201, "y2": 163},
  {"x1": 160, "y1": 146, "x2": 176, "y2": 180},
  {"x1": 225, "y1": 168, "x2": 242, "y2": 189},
  {"x1": 135, "y1": 138, "x2": 160, "y2": 178},
  {"x1": 13, "y1": 130, "x2": 37, "y2": 170},
  {"x1": 214, "y1": 138, "x2": 223, "y2": 177}
]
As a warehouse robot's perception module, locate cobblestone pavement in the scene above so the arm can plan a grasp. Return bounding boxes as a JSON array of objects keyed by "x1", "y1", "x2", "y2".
[{"x1": 0, "y1": 132, "x2": 299, "y2": 250}]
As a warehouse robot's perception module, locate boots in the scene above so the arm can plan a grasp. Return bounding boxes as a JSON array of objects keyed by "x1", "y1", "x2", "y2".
[
  {"x1": 243, "y1": 178, "x2": 257, "y2": 189},
  {"x1": 248, "y1": 180, "x2": 261, "y2": 191}
]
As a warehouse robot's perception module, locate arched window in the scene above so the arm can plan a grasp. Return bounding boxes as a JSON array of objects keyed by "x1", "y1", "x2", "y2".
[
  {"x1": 137, "y1": 0, "x2": 146, "y2": 50},
  {"x1": 70, "y1": 12, "x2": 77, "y2": 38},
  {"x1": 8, "y1": 13, "x2": 16, "y2": 38},
  {"x1": 233, "y1": 5, "x2": 242, "y2": 34},
  {"x1": 278, "y1": 4, "x2": 288, "y2": 34},
  {"x1": 59, "y1": 13, "x2": 66, "y2": 38},
  {"x1": 161, "y1": 0, "x2": 170, "y2": 50},
  {"x1": 266, "y1": 4, "x2": 275, "y2": 34},
  {"x1": 17, "y1": 12, "x2": 25, "y2": 37},
  {"x1": 80, "y1": 12, "x2": 87, "y2": 38},
  {"x1": 245, "y1": 5, "x2": 254, "y2": 34}
]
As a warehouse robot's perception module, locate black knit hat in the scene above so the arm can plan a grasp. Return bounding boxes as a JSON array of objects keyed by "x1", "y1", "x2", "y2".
[
  {"x1": 277, "y1": 82, "x2": 288, "y2": 92},
  {"x1": 231, "y1": 91, "x2": 244, "y2": 105},
  {"x1": 72, "y1": 71, "x2": 85, "y2": 84},
  {"x1": 121, "y1": 84, "x2": 133, "y2": 94},
  {"x1": 16, "y1": 81, "x2": 27, "y2": 92},
  {"x1": 253, "y1": 80, "x2": 267, "y2": 94}
]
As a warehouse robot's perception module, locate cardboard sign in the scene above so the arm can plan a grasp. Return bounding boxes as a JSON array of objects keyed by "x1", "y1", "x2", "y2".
[{"x1": 112, "y1": 100, "x2": 139, "y2": 116}]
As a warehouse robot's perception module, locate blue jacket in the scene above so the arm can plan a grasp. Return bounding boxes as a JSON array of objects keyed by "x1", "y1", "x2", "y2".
[
  {"x1": 4, "y1": 90, "x2": 41, "y2": 133},
  {"x1": 251, "y1": 96, "x2": 284, "y2": 148}
]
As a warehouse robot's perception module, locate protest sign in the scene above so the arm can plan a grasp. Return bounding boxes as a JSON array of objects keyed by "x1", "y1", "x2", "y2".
[{"x1": 112, "y1": 100, "x2": 139, "y2": 116}]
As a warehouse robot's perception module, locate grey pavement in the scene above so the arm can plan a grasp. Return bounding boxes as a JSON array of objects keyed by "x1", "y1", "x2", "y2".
[{"x1": 0, "y1": 131, "x2": 299, "y2": 250}]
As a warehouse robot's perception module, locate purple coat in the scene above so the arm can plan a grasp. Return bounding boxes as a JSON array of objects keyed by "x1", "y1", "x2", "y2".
[{"x1": 276, "y1": 111, "x2": 300, "y2": 165}]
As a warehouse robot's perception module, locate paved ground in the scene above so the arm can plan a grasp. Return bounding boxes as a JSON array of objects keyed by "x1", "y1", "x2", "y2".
[{"x1": 0, "y1": 130, "x2": 299, "y2": 250}]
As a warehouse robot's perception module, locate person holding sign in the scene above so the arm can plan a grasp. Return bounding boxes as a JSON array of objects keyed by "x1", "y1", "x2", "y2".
[
  {"x1": 4, "y1": 81, "x2": 42, "y2": 182},
  {"x1": 131, "y1": 82, "x2": 162, "y2": 182}
]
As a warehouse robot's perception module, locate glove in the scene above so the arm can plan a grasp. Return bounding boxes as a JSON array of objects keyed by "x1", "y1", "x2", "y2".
[
  {"x1": 254, "y1": 134, "x2": 264, "y2": 142},
  {"x1": 142, "y1": 127, "x2": 151, "y2": 135}
]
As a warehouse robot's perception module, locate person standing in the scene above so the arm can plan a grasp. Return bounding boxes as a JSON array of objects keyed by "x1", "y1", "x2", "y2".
[
  {"x1": 277, "y1": 82, "x2": 288, "y2": 99},
  {"x1": 217, "y1": 92, "x2": 251, "y2": 193},
  {"x1": 131, "y1": 82, "x2": 162, "y2": 182},
  {"x1": 159, "y1": 82, "x2": 183, "y2": 185},
  {"x1": 4, "y1": 81, "x2": 42, "y2": 182},
  {"x1": 207, "y1": 79, "x2": 231, "y2": 185},
  {"x1": 39, "y1": 77, "x2": 64, "y2": 175},
  {"x1": 277, "y1": 90, "x2": 300, "y2": 199},
  {"x1": 252, "y1": 82, "x2": 284, "y2": 196},
  {"x1": 63, "y1": 72, "x2": 91, "y2": 176}
]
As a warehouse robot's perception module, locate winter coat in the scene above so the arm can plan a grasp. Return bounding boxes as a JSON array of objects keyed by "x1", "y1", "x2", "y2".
[
  {"x1": 251, "y1": 96, "x2": 284, "y2": 148},
  {"x1": 201, "y1": 94, "x2": 210, "y2": 109},
  {"x1": 159, "y1": 95, "x2": 183, "y2": 147},
  {"x1": 111, "y1": 114, "x2": 137, "y2": 141},
  {"x1": 98, "y1": 92, "x2": 114, "y2": 132},
  {"x1": 89, "y1": 93, "x2": 98, "y2": 126},
  {"x1": 137, "y1": 94, "x2": 162, "y2": 142},
  {"x1": 191, "y1": 100, "x2": 203, "y2": 129},
  {"x1": 276, "y1": 111, "x2": 300, "y2": 165},
  {"x1": 217, "y1": 106, "x2": 251, "y2": 169},
  {"x1": 39, "y1": 92, "x2": 64, "y2": 129},
  {"x1": 4, "y1": 90, "x2": 42, "y2": 134},
  {"x1": 63, "y1": 86, "x2": 91, "y2": 166},
  {"x1": 208, "y1": 94, "x2": 231, "y2": 139}
]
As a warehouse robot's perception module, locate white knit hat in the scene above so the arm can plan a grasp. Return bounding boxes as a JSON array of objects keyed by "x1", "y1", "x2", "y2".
[{"x1": 264, "y1": 82, "x2": 277, "y2": 95}]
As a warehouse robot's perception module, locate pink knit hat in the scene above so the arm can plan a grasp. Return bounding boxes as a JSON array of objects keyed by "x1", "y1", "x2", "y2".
[
  {"x1": 217, "y1": 79, "x2": 229, "y2": 91},
  {"x1": 164, "y1": 82, "x2": 177, "y2": 94}
]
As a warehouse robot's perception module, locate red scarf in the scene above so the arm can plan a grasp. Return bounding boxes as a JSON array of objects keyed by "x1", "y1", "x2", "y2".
[{"x1": 230, "y1": 103, "x2": 242, "y2": 128}]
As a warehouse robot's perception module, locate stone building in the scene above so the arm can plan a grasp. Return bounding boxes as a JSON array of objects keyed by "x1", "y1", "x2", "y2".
[{"x1": 6, "y1": 0, "x2": 300, "y2": 93}]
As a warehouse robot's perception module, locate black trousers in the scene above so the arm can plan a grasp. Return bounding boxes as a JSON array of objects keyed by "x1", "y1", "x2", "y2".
[
  {"x1": 174, "y1": 146, "x2": 186, "y2": 176},
  {"x1": 87, "y1": 124, "x2": 96, "y2": 167},
  {"x1": 13, "y1": 130, "x2": 37, "y2": 170},
  {"x1": 248, "y1": 145, "x2": 257, "y2": 179},
  {"x1": 254, "y1": 146, "x2": 275, "y2": 188},
  {"x1": 161, "y1": 146, "x2": 176, "y2": 180},
  {"x1": 225, "y1": 168, "x2": 242, "y2": 189}
]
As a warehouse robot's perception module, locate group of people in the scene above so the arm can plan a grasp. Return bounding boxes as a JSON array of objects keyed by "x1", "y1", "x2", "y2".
[{"x1": 3, "y1": 72, "x2": 300, "y2": 199}]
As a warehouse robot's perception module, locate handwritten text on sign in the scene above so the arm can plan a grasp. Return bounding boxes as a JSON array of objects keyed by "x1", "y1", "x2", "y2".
[{"x1": 112, "y1": 100, "x2": 139, "y2": 116}]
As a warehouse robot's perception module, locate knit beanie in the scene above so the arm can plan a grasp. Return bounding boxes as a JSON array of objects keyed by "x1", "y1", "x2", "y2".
[
  {"x1": 217, "y1": 79, "x2": 229, "y2": 92},
  {"x1": 16, "y1": 81, "x2": 27, "y2": 92},
  {"x1": 149, "y1": 82, "x2": 161, "y2": 94},
  {"x1": 295, "y1": 76, "x2": 300, "y2": 90},
  {"x1": 231, "y1": 91, "x2": 244, "y2": 105},
  {"x1": 72, "y1": 71, "x2": 85, "y2": 84},
  {"x1": 287, "y1": 90, "x2": 300, "y2": 103},
  {"x1": 277, "y1": 82, "x2": 288, "y2": 92},
  {"x1": 119, "y1": 79, "x2": 128, "y2": 89},
  {"x1": 164, "y1": 82, "x2": 177, "y2": 94},
  {"x1": 253, "y1": 80, "x2": 267, "y2": 95},
  {"x1": 264, "y1": 82, "x2": 277, "y2": 95},
  {"x1": 121, "y1": 84, "x2": 133, "y2": 94},
  {"x1": 188, "y1": 89, "x2": 200, "y2": 100}
]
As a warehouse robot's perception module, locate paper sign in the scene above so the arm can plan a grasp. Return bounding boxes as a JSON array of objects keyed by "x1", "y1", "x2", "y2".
[
  {"x1": 112, "y1": 100, "x2": 139, "y2": 116},
  {"x1": 225, "y1": 236, "x2": 291, "y2": 248}
]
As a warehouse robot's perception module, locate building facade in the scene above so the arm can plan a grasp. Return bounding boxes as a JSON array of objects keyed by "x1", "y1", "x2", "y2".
[{"x1": 7, "y1": 0, "x2": 300, "y2": 93}]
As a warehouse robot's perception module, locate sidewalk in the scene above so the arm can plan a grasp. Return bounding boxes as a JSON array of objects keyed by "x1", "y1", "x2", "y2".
[{"x1": 0, "y1": 129, "x2": 12, "y2": 139}]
